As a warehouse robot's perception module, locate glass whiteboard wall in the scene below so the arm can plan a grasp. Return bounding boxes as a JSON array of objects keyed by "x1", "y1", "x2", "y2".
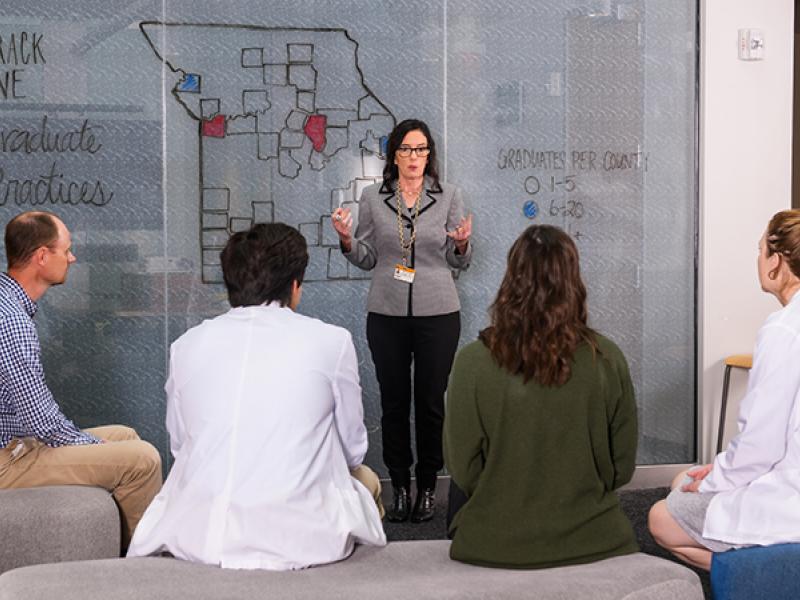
[{"x1": 0, "y1": 0, "x2": 697, "y2": 470}]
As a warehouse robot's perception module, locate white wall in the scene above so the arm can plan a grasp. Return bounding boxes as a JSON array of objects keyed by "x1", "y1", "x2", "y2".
[{"x1": 699, "y1": 0, "x2": 794, "y2": 462}]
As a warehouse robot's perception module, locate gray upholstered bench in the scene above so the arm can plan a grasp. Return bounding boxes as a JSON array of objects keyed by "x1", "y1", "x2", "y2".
[
  {"x1": 0, "y1": 540, "x2": 703, "y2": 599},
  {"x1": 0, "y1": 486, "x2": 120, "y2": 574}
]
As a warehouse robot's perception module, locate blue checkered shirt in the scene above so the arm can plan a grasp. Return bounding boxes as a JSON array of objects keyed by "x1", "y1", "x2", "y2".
[{"x1": 0, "y1": 273, "x2": 99, "y2": 447}]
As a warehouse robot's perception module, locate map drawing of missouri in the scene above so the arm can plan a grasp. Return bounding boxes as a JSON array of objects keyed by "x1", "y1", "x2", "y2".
[{"x1": 140, "y1": 22, "x2": 396, "y2": 283}]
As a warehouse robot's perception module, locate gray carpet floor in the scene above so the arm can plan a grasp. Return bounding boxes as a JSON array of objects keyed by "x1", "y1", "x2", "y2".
[{"x1": 383, "y1": 484, "x2": 712, "y2": 600}]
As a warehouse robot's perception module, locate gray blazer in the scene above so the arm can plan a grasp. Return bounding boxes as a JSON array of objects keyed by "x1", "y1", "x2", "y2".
[{"x1": 343, "y1": 177, "x2": 471, "y2": 317}]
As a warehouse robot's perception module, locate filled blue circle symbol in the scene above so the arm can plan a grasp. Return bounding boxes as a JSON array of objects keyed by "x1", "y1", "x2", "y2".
[{"x1": 523, "y1": 200, "x2": 538, "y2": 219}]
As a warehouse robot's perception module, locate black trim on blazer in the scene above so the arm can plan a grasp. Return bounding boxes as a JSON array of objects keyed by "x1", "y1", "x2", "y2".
[
  {"x1": 379, "y1": 178, "x2": 443, "y2": 194},
  {"x1": 407, "y1": 241, "x2": 415, "y2": 317},
  {"x1": 381, "y1": 184, "x2": 440, "y2": 223},
  {"x1": 418, "y1": 189, "x2": 438, "y2": 217},
  {"x1": 383, "y1": 193, "x2": 412, "y2": 224},
  {"x1": 375, "y1": 179, "x2": 443, "y2": 317}
]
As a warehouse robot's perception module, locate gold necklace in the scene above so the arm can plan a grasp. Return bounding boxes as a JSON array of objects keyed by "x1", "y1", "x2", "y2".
[
  {"x1": 396, "y1": 184, "x2": 422, "y2": 266},
  {"x1": 398, "y1": 183, "x2": 422, "y2": 207}
]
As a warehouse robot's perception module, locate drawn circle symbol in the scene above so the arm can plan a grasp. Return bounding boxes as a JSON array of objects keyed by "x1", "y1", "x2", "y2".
[{"x1": 523, "y1": 200, "x2": 539, "y2": 219}]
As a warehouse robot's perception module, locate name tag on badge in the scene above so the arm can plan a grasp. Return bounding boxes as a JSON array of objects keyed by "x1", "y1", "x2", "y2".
[{"x1": 393, "y1": 264, "x2": 415, "y2": 284}]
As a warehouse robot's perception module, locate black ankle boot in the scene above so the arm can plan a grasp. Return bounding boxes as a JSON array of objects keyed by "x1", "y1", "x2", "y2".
[
  {"x1": 386, "y1": 486, "x2": 411, "y2": 522},
  {"x1": 410, "y1": 487, "x2": 436, "y2": 523}
]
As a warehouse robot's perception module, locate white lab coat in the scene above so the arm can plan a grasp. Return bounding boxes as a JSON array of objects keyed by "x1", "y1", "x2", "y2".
[
  {"x1": 127, "y1": 303, "x2": 386, "y2": 569},
  {"x1": 700, "y1": 291, "x2": 800, "y2": 545}
]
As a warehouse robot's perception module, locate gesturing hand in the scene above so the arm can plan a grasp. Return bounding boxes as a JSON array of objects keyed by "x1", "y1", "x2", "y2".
[
  {"x1": 681, "y1": 464, "x2": 713, "y2": 493},
  {"x1": 331, "y1": 207, "x2": 353, "y2": 241},
  {"x1": 447, "y1": 214, "x2": 473, "y2": 252}
]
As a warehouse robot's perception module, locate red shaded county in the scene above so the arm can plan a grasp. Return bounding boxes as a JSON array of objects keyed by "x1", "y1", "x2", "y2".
[
  {"x1": 202, "y1": 114, "x2": 226, "y2": 138},
  {"x1": 304, "y1": 114, "x2": 327, "y2": 152}
]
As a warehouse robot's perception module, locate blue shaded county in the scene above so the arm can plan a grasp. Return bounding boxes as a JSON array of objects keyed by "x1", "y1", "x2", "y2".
[
  {"x1": 523, "y1": 200, "x2": 538, "y2": 219},
  {"x1": 177, "y1": 73, "x2": 201, "y2": 93},
  {"x1": 380, "y1": 136, "x2": 388, "y2": 156}
]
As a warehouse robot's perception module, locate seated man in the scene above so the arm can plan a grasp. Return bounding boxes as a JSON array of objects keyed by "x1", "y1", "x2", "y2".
[
  {"x1": 0, "y1": 211, "x2": 162, "y2": 550},
  {"x1": 127, "y1": 222, "x2": 386, "y2": 570}
]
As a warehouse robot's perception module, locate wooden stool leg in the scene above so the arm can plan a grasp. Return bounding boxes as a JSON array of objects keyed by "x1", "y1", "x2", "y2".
[{"x1": 717, "y1": 365, "x2": 733, "y2": 454}]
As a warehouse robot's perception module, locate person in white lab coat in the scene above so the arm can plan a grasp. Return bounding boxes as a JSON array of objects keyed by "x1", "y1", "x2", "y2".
[
  {"x1": 648, "y1": 209, "x2": 800, "y2": 571},
  {"x1": 127, "y1": 222, "x2": 386, "y2": 570}
]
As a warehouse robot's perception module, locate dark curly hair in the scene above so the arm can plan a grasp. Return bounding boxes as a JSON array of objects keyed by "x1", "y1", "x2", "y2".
[
  {"x1": 381, "y1": 118, "x2": 441, "y2": 192},
  {"x1": 479, "y1": 225, "x2": 597, "y2": 386},
  {"x1": 220, "y1": 222, "x2": 308, "y2": 307}
]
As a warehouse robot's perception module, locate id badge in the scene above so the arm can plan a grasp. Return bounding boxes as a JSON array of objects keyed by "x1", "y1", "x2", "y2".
[{"x1": 393, "y1": 264, "x2": 415, "y2": 284}]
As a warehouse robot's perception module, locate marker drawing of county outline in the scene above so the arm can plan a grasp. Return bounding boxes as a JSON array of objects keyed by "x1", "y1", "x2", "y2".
[{"x1": 139, "y1": 22, "x2": 396, "y2": 283}]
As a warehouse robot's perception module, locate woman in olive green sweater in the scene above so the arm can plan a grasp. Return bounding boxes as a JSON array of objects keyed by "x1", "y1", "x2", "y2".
[{"x1": 444, "y1": 224, "x2": 639, "y2": 569}]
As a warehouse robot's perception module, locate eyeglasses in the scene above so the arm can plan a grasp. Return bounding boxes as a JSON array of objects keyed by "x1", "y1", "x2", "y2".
[{"x1": 396, "y1": 146, "x2": 431, "y2": 158}]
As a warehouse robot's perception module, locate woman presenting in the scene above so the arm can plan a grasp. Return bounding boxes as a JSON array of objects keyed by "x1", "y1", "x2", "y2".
[{"x1": 331, "y1": 118, "x2": 472, "y2": 523}]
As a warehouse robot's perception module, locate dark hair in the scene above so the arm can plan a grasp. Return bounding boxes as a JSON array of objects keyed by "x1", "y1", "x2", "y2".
[
  {"x1": 5, "y1": 211, "x2": 60, "y2": 269},
  {"x1": 766, "y1": 209, "x2": 800, "y2": 280},
  {"x1": 381, "y1": 118, "x2": 441, "y2": 191},
  {"x1": 220, "y1": 222, "x2": 308, "y2": 307},
  {"x1": 479, "y1": 225, "x2": 597, "y2": 386}
]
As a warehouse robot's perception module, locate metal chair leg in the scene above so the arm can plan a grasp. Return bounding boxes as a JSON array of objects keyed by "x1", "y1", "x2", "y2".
[{"x1": 717, "y1": 365, "x2": 733, "y2": 454}]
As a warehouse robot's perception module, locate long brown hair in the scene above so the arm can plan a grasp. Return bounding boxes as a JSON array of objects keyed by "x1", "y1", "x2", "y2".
[{"x1": 479, "y1": 225, "x2": 597, "y2": 386}]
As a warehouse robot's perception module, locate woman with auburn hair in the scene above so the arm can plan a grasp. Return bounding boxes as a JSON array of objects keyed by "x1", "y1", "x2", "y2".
[
  {"x1": 444, "y1": 224, "x2": 638, "y2": 568},
  {"x1": 649, "y1": 209, "x2": 800, "y2": 571}
]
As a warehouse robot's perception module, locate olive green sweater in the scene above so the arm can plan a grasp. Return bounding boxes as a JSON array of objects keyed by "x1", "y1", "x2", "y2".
[{"x1": 444, "y1": 335, "x2": 639, "y2": 569}]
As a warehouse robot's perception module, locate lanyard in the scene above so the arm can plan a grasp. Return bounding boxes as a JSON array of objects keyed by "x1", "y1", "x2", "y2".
[{"x1": 396, "y1": 185, "x2": 421, "y2": 267}]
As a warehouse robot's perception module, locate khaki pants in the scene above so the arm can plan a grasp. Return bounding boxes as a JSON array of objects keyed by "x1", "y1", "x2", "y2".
[
  {"x1": 0, "y1": 425, "x2": 162, "y2": 551},
  {"x1": 351, "y1": 464, "x2": 385, "y2": 519}
]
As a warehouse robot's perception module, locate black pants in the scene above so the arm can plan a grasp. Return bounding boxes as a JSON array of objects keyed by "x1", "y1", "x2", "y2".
[
  {"x1": 366, "y1": 311, "x2": 460, "y2": 491},
  {"x1": 446, "y1": 479, "x2": 469, "y2": 536}
]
